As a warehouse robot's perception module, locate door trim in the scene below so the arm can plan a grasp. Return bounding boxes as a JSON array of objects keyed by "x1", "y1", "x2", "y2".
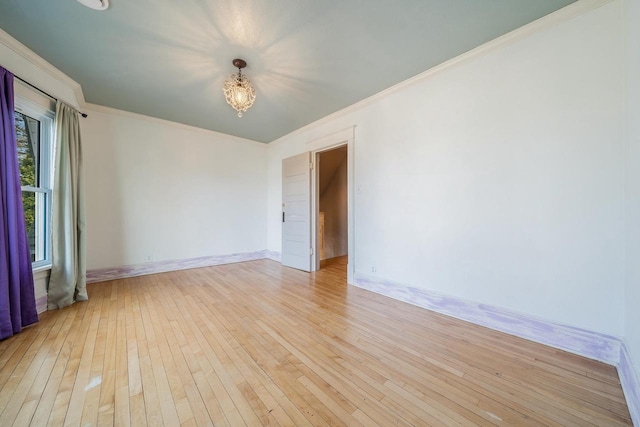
[{"x1": 309, "y1": 126, "x2": 355, "y2": 284}]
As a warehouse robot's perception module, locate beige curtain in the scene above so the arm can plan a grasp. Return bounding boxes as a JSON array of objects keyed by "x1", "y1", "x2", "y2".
[{"x1": 48, "y1": 101, "x2": 87, "y2": 309}]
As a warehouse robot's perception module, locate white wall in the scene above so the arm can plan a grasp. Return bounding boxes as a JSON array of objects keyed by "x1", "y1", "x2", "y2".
[
  {"x1": 268, "y1": 2, "x2": 625, "y2": 336},
  {"x1": 625, "y1": 0, "x2": 640, "y2": 383},
  {"x1": 2, "y1": 27, "x2": 268, "y2": 276},
  {"x1": 319, "y1": 154, "x2": 348, "y2": 259},
  {"x1": 82, "y1": 107, "x2": 267, "y2": 270},
  {"x1": 2, "y1": 1, "x2": 633, "y2": 351}
]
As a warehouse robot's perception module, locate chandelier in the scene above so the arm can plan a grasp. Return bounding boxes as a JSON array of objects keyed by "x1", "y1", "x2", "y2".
[
  {"x1": 77, "y1": 0, "x2": 109, "y2": 10},
  {"x1": 222, "y1": 59, "x2": 256, "y2": 117}
]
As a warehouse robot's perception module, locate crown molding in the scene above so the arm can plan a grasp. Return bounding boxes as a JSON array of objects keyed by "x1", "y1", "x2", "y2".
[
  {"x1": 83, "y1": 102, "x2": 266, "y2": 147},
  {"x1": 268, "y1": 0, "x2": 616, "y2": 145},
  {"x1": 0, "y1": 27, "x2": 263, "y2": 146},
  {"x1": 2, "y1": 0, "x2": 615, "y2": 146},
  {"x1": 0, "y1": 28, "x2": 86, "y2": 107}
]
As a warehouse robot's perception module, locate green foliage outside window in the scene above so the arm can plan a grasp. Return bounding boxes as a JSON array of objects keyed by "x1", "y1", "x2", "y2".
[{"x1": 15, "y1": 112, "x2": 38, "y2": 261}]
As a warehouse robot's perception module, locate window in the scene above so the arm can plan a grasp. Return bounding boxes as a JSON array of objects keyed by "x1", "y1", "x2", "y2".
[{"x1": 15, "y1": 98, "x2": 54, "y2": 269}]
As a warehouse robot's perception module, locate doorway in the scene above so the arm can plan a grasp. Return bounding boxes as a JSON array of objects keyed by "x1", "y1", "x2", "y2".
[
  {"x1": 280, "y1": 126, "x2": 355, "y2": 281},
  {"x1": 314, "y1": 145, "x2": 348, "y2": 271}
]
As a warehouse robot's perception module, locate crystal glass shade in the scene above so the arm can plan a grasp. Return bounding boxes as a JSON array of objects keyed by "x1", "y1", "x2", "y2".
[{"x1": 222, "y1": 72, "x2": 256, "y2": 117}]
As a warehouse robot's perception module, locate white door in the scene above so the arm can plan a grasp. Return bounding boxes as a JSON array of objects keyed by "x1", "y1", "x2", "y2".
[{"x1": 282, "y1": 152, "x2": 311, "y2": 271}]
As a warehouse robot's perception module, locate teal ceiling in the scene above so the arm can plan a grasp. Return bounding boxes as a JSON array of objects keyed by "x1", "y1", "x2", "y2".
[{"x1": 0, "y1": 0, "x2": 575, "y2": 143}]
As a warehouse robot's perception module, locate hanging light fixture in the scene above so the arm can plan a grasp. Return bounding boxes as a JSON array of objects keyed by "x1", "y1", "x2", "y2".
[
  {"x1": 222, "y1": 59, "x2": 256, "y2": 117},
  {"x1": 76, "y1": 0, "x2": 109, "y2": 10}
]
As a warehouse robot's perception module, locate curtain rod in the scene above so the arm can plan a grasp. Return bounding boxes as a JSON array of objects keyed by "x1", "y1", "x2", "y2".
[{"x1": 14, "y1": 75, "x2": 88, "y2": 118}]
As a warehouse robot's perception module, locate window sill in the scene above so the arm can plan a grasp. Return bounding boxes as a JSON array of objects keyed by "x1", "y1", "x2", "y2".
[{"x1": 33, "y1": 264, "x2": 52, "y2": 274}]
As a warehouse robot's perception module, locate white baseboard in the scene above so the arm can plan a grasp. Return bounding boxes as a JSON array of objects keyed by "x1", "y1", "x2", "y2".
[
  {"x1": 265, "y1": 250, "x2": 282, "y2": 262},
  {"x1": 35, "y1": 295, "x2": 48, "y2": 314},
  {"x1": 353, "y1": 273, "x2": 621, "y2": 364},
  {"x1": 33, "y1": 268, "x2": 50, "y2": 314},
  {"x1": 86, "y1": 250, "x2": 269, "y2": 283},
  {"x1": 619, "y1": 344, "x2": 640, "y2": 426}
]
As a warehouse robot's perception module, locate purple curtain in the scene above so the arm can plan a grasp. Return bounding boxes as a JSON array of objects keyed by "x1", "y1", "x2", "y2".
[{"x1": 0, "y1": 66, "x2": 38, "y2": 340}]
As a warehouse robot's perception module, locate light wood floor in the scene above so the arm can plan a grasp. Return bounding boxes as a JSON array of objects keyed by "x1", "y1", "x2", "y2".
[{"x1": 0, "y1": 257, "x2": 632, "y2": 426}]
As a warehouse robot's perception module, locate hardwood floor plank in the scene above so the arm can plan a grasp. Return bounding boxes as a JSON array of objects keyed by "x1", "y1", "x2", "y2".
[
  {"x1": 2, "y1": 306, "x2": 73, "y2": 426},
  {"x1": 0, "y1": 257, "x2": 632, "y2": 426},
  {"x1": 62, "y1": 296, "x2": 102, "y2": 427},
  {"x1": 0, "y1": 327, "x2": 49, "y2": 421},
  {"x1": 30, "y1": 299, "x2": 90, "y2": 426},
  {"x1": 79, "y1": 282, "x2": 108, "y2": 426},
  {"x1": 152, "y1": 279, "x2": 215, "y2": 427},
  {"x1": 166, "y1": 297, "x2": 229, "y2": 426},
  {"x1": 47, "y1": 291, "x2": 99, "y2": 426}
]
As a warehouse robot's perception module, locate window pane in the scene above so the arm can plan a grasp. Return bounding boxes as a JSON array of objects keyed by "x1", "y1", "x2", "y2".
[
  {"x1": 15, "y1": 111, "x2": 40, "y2": 187},
  {"x1": 21, "y1": 190, "x2": 47, "y2": 263},
  {"x1": 22, "y1": 190, "x2": 36, "y2": 262}
]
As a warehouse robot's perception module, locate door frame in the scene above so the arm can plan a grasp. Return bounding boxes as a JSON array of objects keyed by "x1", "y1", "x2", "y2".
[{"x1": 309, "y1": 127, "x2": 355, "y2": 284}]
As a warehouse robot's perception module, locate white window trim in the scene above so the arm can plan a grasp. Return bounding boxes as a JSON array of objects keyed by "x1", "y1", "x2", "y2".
[{"x1": 15, "y1": 93, "x2": 55, "y2": 270}]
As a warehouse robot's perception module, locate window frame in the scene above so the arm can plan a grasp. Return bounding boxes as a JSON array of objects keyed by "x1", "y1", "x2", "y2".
[{"x1": 14, "y1": 94, "x2": 55, "y2": 270}]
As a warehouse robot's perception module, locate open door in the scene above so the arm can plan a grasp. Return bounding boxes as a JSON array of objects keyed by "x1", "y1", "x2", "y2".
[
  {"x1": 282, "y1": 152, "x2": 311, "y2": 271},
  {"x1": 314, "y1": 145, "x2": 348, "y2": 271}
]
